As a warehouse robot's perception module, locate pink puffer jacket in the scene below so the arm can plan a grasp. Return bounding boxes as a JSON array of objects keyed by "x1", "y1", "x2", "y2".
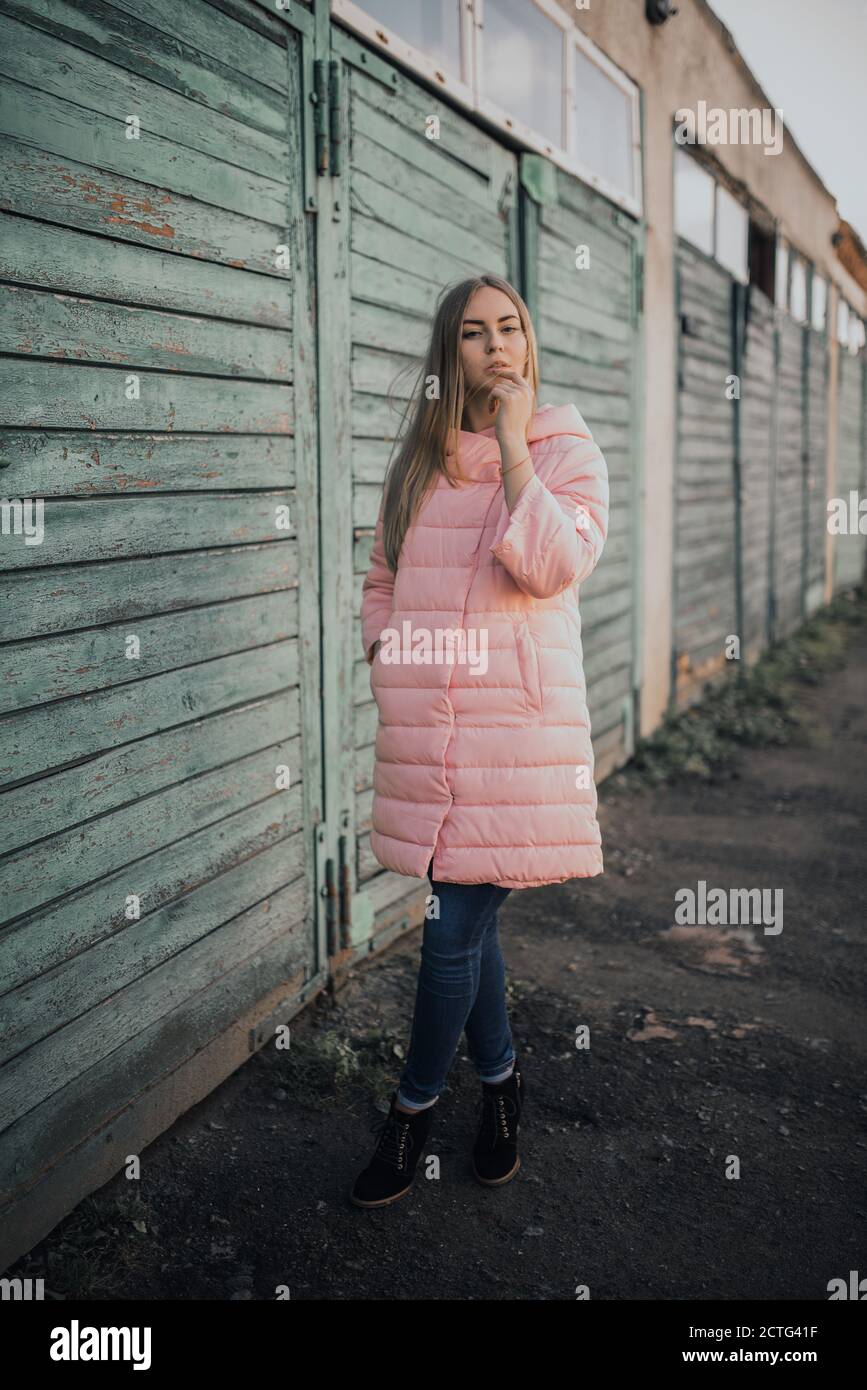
[{"x1": 361, "y1": 403, "x2": 609, "y2": 889}]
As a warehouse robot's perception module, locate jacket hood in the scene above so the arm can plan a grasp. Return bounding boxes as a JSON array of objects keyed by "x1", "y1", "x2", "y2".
[{"x1": 447, "y1": 403, "x2": 592, "y2": 481}]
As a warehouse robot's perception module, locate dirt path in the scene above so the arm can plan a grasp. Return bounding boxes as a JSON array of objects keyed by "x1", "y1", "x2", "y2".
[{"x1": 14, "y1": 631, "x2": 867, "y2": 1301}]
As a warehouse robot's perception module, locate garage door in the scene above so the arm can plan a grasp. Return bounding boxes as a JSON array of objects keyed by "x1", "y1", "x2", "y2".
[
  {"x1": 834, "y1": 345, "x2": 866, "y2": 591},
  {"x1": 0, "y1": 0, "x2": 320, "y2": 1257},
  {"x1": 318, "y1": 25, "x2": 520, "y2": 951},
  {"x1": 674, "y1": 241, "x2": 737, "y2": 704},
  {"x1": 522, "y1": 155, "x2": 642, "y2": 773}
]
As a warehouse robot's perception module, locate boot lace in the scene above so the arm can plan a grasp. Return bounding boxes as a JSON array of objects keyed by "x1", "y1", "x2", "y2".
[
  {"x1": 369, "y1": 1109, "x2": 412, "y2": 1172},
  {"x1": 476, "y1": 1086, "x2": 519, "y2": 1147}
]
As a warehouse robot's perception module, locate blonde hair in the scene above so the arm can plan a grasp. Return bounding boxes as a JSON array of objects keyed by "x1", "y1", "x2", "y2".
[{"x1": 379, "y1": 273, "x2": 539, "y2": 572}]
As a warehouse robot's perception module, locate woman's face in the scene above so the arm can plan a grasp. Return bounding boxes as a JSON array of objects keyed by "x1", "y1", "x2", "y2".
[{"x1": 459, "y1": 287, "x2": 527, "y2": 405}]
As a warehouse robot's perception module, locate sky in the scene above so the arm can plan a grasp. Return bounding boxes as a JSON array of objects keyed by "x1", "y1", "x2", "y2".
[{"x1": 707, "y1": 0, "x2": 867, "y2": 244}]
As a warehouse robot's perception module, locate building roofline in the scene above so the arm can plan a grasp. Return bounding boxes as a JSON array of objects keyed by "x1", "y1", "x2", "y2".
[{"x1": 697, "y1": 0, "x2": 839, "y2": 212}]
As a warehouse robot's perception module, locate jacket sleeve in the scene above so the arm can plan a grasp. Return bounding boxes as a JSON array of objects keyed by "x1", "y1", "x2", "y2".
[
  {"x1": 360, "y1": 499, "x2": 396, "y2": 664},
  {"x1": 489, "y1": 435, "x2": 609, "y2": 599}
]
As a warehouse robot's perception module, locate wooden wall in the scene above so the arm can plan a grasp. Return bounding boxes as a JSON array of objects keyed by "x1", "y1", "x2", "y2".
[
  {"x1": 533, "y1": 166, "x2": 641, "y2": 775},
  {"x1": 834, "y1": 346, "x2": 866, "y2": 591},
  {"x1": 0, "y1": 0, "x2": 319, "y2": 1265},
  {"x1": 673, "y1": 242, "x2": 737, "y2": 704}
]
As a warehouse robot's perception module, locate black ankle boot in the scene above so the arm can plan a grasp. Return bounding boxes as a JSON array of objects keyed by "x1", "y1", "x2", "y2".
[
  {"x1": 350, "y1": 1091, "x2": 437, "y2": 1208},
  {"x1": 471, "y1": 1056, "x2": 525, "y2": 1185}
]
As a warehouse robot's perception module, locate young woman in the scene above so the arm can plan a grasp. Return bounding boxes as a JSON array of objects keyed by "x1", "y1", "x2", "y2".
[{"x1": 350, "y1": 273, "x2": 609, "y2": 1208}]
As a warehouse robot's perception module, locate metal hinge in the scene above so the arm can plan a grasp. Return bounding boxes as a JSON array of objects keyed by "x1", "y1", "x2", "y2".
[
  {"x1": 312, "y1": 58, "x2": 342, "y2": 178},
  {"x1": 329, "y1": 59, "x2": 342, "y2": 177},
  {"x1": 319, "y1": 828, "x2": 374, "y2": 957},
  {"x1": 498, "y1": 169, "x2": 515, "y2": 218},
  {"x1": 315, "y1": 820, "x2": 339, "y2": 955},
  {"x1": 633, "y1": 249, "x2": 644, "y2": 321},
  {"x1": 336, "y1": 821, "x2": 374, "y2": 947},
  {"x1": 313, "y1": 59, "x2": 329, "y2": 175}
]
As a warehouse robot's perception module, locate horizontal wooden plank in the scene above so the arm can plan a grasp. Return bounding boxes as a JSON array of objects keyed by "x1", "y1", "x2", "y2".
[
  {"x1": 0, "y1": 690, "x2": 290, "y2": 858},
  {"x1": 0, "y1": 741, "x2": 300, "y2": 927},
  {"x1": 537, "y1": 287, "x2": 632, "y2": 345},
  {"x1": 0, "y1": 838, "x2": 308, "y2": 1127},
  {"x1": 2, "y1": 588, "x2": 297, "y2": 712},
  {"x1": 0, "y1": 362, "x2": 293, "y2": 434},
  {"x1": 0, "y1": 866, "x2": 311, "y2": 1202},
  {"x1": 0, "y1": 430, "x2": 293, "y2": 498},
  {"x1": 537, "y1": 202, "x2": 632, "y2": 278},
  {"x1": 2, "y1": 286, "x2": 292, "y2": 380},
  {"x1": 351, "y1": 209, "x2": 483, "y2": 290},
  {"x1": 537, "y1": 247, "x2": 632, "y2": 318},
  {"x1": 0, "y1": 792, "x2": 298, "y2": 996},
  {"x1": 0, "y1": 11, "x2": 287, "y2": 180},
  {"x1": 352, "y1": 65, "x2": 495, "y2": 183},
  {"x1": 350, "y1": 299, "x2": 431, "y2": 359},
  {"x1": 538, "y1": 349, "x2": 631, "y2": 395},
  {"x1": 350, "y1": 164, "x2": 498, "y2": 273},
  {"x1": 0, "y1": 138, "x2": 290, "y2": 272},
  {"x1": 0, "y1": 215, "x2": 292, "y2": 326},
  {"x1": 0, "y1": 542, "x2": 296, "y2": 639},
  {"x1": 350, "y1": 247, "x2": 497, "y2": 320},
  {"x1": 5, "y1": 0, "x2": 287, "y2": 131},
  {"x1": 0, "y1": 645, "x2": 298, "y2": 784},
  {"x1": 106, "y1": 0, "x2": 289, "y2": 90},
  {"x1": 0, "y1": 490, "x2": 294, "y2": 571},
  {"x1": 2, "y1": 79, "x2": 288, "y2": 221}
]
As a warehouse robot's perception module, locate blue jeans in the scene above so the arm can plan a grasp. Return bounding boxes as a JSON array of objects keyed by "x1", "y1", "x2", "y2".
[{"x1": 396, "y1": 858, "x2": 515, "y2": 1110}]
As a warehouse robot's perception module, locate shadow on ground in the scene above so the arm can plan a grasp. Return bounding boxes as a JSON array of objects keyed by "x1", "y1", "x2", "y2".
[{"x1": 11, "y1": 612, "x2": 867, "y2": 1300}]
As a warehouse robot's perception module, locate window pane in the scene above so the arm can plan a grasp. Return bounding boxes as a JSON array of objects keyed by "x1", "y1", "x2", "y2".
[
  {"x1": 674, "y1": 149, "x2": 714, "y2": 256},
  {"x1": 482, "y1": 0, "x2": 563, "y2": 147},
  {"x1": 848, "y1": 313, "x2": 864, "y2": 354},
  {"x1": 811, "y1": 274, "x2": 826, "y2": 332},
  {"x1": 357, "y1": 0, "x2": 462, "y2": 76},
  {"x1": 790, "y1": 256, "x2": 807, "y2": 322},
  {"x1": 775, "y1": 239, "x2": 789, "y2": 307},
  {"x1": 716, "y1": 185, "x2": 748, "y2": 282},
  {"x1": 572, "y1": 43, "x2": 634, "y2": 199},
  {"x1": 837, "y1": 296, "x2": 849, "y2": 345}
]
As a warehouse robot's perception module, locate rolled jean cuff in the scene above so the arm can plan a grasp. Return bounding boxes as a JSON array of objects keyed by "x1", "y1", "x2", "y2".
[
  {"x1": 479, "y1": 1056, "x2": 515, "y2": 1084},
  {"x1": 396, "y1": 1090, "x2": 439, "y2": 1112}
]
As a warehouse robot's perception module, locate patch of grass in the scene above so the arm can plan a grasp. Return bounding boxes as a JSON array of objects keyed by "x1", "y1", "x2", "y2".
[
  {"x1": 614, "y1": 587, "x2": 866, "y2": 788},
  {"x1": 274, "y1": 1027, "x2": 408, "y2": 1107},
  {"x1": 13, "y1": 1187, "x2": 154, "y2": 1299}
]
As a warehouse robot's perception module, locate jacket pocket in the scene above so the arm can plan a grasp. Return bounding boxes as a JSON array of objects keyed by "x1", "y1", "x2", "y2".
[
  {"x1": 513, "y1": 618, "x2": 543, "y2": 719},
  {"x1": 369, "y1": 641, "x2": 381, "y2": 703}
]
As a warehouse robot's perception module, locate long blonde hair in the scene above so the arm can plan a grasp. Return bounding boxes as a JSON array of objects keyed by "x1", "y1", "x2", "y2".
[{"x1": 379, "y1": 273, "x2": 540, "y2": 572}]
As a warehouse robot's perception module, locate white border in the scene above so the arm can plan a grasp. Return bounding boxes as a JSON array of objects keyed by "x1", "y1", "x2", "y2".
[{"x1": 331, "y1": 0, "x2": 643, "y2": 219}]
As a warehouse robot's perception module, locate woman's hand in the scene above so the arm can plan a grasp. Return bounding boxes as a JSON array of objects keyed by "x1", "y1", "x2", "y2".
[{"x1": 488, "y1": 367, "x2": 534, "y2": 445}]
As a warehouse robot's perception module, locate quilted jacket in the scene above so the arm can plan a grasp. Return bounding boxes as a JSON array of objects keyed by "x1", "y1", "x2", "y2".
[{"x1": 361, "y1": 402, "x2": 609, "y2": 890}]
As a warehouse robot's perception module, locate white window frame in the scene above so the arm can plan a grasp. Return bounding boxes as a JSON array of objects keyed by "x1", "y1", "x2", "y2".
[
  {"x1": 566, "y1": 17, "x2": 642, "y2": 214},
  {"x1": 775, "y1": 236, "x2": 789, "y2": 310},
  {"x1": 811, "y1": 273, "x2": 826, "y2": 333},
  {"x1": 673, "y1": 146, "x2": 715, "y2": 257},
  {"x1": 789, "y1": 252, "x2": 808, "y2": 324},
  {"x1": 332, "y1": 0, "x2": 474, "y2": 103},
  {"x1": 331, "y1": 0, "x2": 643, "y2": 218},
  {"x1": 837, "y1": 295, "x2": 849, "y2": 346},
  {"x1": 473, "y1": 0, "x2": 573, "y2": 167},
  {"x1": 714, "y1": 182, "x2": 749, "y2": 284}
]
